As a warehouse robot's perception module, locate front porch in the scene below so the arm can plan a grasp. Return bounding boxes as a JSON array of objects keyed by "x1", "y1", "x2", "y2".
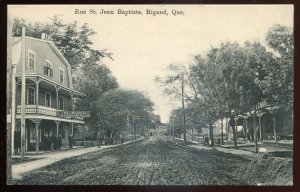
[{"x1": 14, "y1": 112, "x2": 85, "y2": 153}]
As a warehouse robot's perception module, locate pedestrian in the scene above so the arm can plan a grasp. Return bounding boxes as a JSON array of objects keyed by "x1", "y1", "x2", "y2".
[
  {"x1": 217, "y1": 137, "x2": 221, "y2": 145},
  {"x1": 69, "y1": 134, "x2": 73, "y2": 149},
  {"x1": 203, "y1": 135, "x2": 206, "y2": 145},
  {"x1": 49, "y1": 132, "x2": 54, "y2": 151},
  {"x1": 96, "y1": 130, "x2": 101, "y2": 148},
  {"x1": 204, "y1": 135, "x2": 209, "y2": 146},
  {"x1": 58, "y1": 134, "x2": 62, "y2": 150}
]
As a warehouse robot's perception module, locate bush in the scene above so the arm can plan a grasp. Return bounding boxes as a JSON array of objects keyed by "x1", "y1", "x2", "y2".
[{"x1": 234, "y1": 154, "x2": 293, "y2": 185}]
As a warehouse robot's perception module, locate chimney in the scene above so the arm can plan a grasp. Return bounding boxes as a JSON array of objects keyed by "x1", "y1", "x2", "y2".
[{"x1": 41, "y1": 33, "x2": 48, "y2": 40}]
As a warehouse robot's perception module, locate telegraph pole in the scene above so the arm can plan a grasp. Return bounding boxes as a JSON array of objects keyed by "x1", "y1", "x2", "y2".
[
  {"x1": 172, "y1": 116, "x2": 175, "y2": 139},
  {"x1": 20, "y1": 27, "x2": 26, "y2": 160},
  {"x1": 181, "y1": 73, "x2": 186, "y2": 143},
  {"x1": 7, "y1": 14, "x2": 12, "y2": 184}
]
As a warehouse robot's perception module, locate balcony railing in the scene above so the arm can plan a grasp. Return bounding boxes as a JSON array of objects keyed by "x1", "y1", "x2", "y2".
[
  {"x1": 16, "y1": 105, "x2": 88, "y2": 120},
  {"x1": 17, "y1": 105, "x2": 36, "y2": 113}
]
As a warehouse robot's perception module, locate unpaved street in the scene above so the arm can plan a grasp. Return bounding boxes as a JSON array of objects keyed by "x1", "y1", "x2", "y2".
[{"x1": 13, "y1": 136, "x2": 252, "y2": 185}]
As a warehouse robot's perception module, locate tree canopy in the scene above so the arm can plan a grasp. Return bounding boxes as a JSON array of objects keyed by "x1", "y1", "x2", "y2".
[{"x1": 156, "y1": 24, "x2": 293, "y2": 146}]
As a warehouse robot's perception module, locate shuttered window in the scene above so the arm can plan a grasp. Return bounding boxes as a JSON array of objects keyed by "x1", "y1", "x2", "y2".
[
  {"x1": 28, "y1": 50, "x2": 35, "y2": 69},
  {"x1": 44, "y1": 60, "x2": 53, "y2": 77},
  {"x1": 59, "y1": 68, "x2": 64, "y2": 84}
]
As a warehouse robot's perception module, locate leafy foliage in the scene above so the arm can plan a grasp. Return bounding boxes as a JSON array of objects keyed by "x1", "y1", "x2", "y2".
[{"x1": 158, "y1": 24, "x2": 293, "y2": 146}]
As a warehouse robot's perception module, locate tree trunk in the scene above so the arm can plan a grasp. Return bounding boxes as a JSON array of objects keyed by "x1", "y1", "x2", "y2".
[
  {"x1": 209, "y1": 123, "x2": 214, "y2": 147},
  {"x1": 230, "y1": 117, "x2": 237, "y2": 149},
  {"x1": 253, "y1": 113, "x2": 258, "y2": 153},
  {"x1": 221, "y1": 118, "x2": 224, "y2": 145},
  {"x1": 225, "y1": 118, "x2": 228, "y2": 141},
  {"x1": 273, "y1": 115, "x2": 277, "y2": 144},
  {"x1": 232, "y1": 124, "x2": 237, "y2": 149},
  {"x1": 181, "y1": 73, "x2": 186, "y2": 143}
]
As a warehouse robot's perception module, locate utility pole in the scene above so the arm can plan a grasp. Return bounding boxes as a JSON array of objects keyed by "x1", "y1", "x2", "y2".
[
  {"x1": 181, "y1": 73, "x2": 186, "y2": 143},
  {"x1": 20, "y1": 27, "x2": 26, "y2": 160},
  {"x1": 172, "y1": 116, "x2": 175, "y2": 139}
]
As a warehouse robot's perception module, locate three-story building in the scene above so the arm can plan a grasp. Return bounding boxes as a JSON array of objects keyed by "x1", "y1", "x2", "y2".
[{"x1": 11, "y1": 33, "x2": 87, "y2": 152}]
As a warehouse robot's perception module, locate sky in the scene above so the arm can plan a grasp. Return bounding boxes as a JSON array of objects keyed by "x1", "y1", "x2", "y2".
[{"x1": 8, "y1": 4, "x2": 293, "y2": 123}]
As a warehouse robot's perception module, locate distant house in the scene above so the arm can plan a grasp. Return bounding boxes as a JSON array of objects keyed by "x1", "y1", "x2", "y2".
[
  {"x1": 10, "y1": 34, "x2": 87, "y2": 152},
  {"x1": 215, "y1": 102, "x2": 293, "y2": 142}
]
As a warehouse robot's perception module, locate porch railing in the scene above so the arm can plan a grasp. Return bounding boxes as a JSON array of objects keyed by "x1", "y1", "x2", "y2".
[{"x1": 16, "y1": 105, "x2": 86, "y2": 120}]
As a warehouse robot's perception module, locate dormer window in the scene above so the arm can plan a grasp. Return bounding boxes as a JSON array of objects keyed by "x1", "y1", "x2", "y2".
[
  {"x1": 28, "y1": 50, "x2": 35, "y2": 70},
  {"x1": 59, "y1": 68, "x2": 64, "y2": 84},
  {"x1": 44, "y1": 60, "x2": 53, "y2": 77}
]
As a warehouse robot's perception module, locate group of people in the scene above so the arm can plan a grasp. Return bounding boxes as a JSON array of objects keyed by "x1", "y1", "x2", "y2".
[{"x1": 43, "y1": 132, "x2": 62, "y2": 151}]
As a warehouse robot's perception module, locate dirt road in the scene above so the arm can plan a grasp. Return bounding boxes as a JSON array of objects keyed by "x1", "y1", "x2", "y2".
[{"x1": 13, "y1": 136, "x2": 252, "y2": 185}]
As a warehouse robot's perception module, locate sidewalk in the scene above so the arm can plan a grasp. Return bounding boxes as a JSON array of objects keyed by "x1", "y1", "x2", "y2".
[
  {"x1": 12, "y1": 139, "x2": 142, "y2": 180},
  {"x1": 176, "y1": 138, "x2": 257, "y2": 160},
  {"x1": 173, "y1": 138, "x2": 292, "y2": 160}
]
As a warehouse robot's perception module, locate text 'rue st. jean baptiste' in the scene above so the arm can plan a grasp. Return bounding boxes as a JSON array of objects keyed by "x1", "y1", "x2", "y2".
[{"x1": 74, "y1": 8, "x2": 185, "y2": 16}]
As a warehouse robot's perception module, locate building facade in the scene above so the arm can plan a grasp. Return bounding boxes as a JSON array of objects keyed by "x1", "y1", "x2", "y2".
[{"x1": 10, "y1": 34, "x2": 87, "y2": 152}]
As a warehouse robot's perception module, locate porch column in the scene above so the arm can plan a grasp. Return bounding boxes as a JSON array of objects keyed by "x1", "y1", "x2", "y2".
[
  {"x1": 71, "y1": 122, "x2": 74, "y2": 136},
  {"x1": 55, "y1": 121, "x2": 61, "y2": 149},
  {"x1": 70, "y1": 91, "x2": 74, "y2": 111},
  {"x1": 32, "y1": 119, "x2": 41, "y2": 155},
  {"x1": 11, "y1": 64, "x2": 17, "y2": 155},
  {"x1": 55, "y1": 86, "x2": 61, "y2": 110},
  {"x1": 35, "y1": 78, "x2": 40, "y2": 114}
]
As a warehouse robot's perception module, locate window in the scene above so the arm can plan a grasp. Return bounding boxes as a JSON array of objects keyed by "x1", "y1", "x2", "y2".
[
  {"x1": 59, "y1": 96, "x2": 64, "y2": 110},
  {"x1": 27, "y1": 87, "x2": 35, "y2": 105},
  {"x1": 45, "y1": 91, "x2": 51, "y2": 107},
  {"x1": 28, "y1": 50, "x2": 35, "y2": 69},
  {"x1": 44, "y1": 60, "x2": 53, "y2": 77},
  {"x1": 59, "y1": 68, "x2": 64, "y2": 83}
]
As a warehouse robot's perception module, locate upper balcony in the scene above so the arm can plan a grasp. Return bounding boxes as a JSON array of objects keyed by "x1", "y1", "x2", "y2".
[{"x1": 16, "y1": 105, "x2": 89, "y2": 121}]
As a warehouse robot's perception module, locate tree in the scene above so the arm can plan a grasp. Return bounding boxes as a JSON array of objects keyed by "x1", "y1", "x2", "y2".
[
  {"x1": 155, "y1": 64, "x2": 199, "y2": 143},
  {"x1": 257, "y1": 24, "x2": 294, "y2": 111},
  {"x1": 75, "y1": 64, "x2": 119, "y2": 137},
  {"x1": 12, "y1": 16, "x2": 112, "y2": 70},
  {"x1": 97, "y1": 89, "x2": 155, "y2": 144}
]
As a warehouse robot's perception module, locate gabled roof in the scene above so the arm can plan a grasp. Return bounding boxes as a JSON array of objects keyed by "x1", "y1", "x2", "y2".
[{"x1": 12, "y1": 35, "x2": 74, "y2": 89}]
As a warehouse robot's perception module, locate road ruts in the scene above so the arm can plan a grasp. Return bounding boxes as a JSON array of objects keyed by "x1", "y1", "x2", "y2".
[{"x1": 13, "y1": 136, "x2": 251, "y2": 185}]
